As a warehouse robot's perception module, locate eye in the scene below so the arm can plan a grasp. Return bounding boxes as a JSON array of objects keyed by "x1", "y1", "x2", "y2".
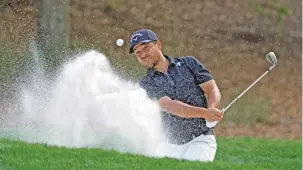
[{"x1": 135, "y1": 50, "x2": 140, "y2": 55}]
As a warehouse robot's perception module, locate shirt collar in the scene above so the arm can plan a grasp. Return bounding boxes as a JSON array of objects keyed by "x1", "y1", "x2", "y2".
[
  {"x1": 165, "y1": 55, "x2": 177, "y2": 66},
  {"x1": 147, "y1": 55, "x2": 176, "y2": 76}
]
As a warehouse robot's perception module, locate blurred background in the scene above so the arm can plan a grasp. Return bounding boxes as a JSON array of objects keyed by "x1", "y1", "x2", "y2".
[{"x1": 0, "y1": 0, "x2": 301, "y2": 140}]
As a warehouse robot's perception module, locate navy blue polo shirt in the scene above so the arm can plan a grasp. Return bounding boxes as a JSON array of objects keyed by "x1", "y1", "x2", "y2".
[{"x1": 139, "y1": 55, "x2": 214, "y2": 144}]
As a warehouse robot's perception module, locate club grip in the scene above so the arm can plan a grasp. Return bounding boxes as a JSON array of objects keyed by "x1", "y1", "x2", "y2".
[{"x1": 206, "y1": 120, "x2": 219, "y2": 128}]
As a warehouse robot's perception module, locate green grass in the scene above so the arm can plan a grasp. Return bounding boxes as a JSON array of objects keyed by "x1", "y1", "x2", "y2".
[{"x1": 0, "y1": 136, "x2": 301, "y2": 170}]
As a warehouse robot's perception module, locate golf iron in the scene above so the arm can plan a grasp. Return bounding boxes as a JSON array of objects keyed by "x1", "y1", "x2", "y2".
[{"x1": 206, "y1": 52, "x2": 278, "y2": 128}]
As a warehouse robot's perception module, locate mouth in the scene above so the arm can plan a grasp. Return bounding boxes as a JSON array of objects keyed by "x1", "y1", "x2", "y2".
[
  {"x1": 141, "y1": 55, "x2": 151, "y2": 62},
  {"x1": 141, "y1": 56, "x2": 153, "y2": 66}
]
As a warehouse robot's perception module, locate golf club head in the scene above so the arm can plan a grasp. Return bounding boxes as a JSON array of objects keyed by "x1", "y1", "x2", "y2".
[{"x1": 266, "y1": 52, "x2": 278, "y2": 65}]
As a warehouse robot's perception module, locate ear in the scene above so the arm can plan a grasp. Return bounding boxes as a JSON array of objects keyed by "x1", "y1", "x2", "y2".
[{"x1": 156, "y1": 41, "x2": 161, "y2": 50}]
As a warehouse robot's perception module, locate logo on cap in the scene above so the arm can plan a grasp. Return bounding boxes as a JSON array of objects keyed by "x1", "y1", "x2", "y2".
[{"x1": 131, "y1": 33, "x2": 143, "y2": 43}]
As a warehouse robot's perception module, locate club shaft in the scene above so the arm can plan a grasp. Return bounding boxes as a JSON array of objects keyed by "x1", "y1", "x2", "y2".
[
  {"x1": 206, "y1": 64, "x2": 276, "y2": 128},
  {"x1": 222, "y1": 65, "x2": 275, "y2": 112}
]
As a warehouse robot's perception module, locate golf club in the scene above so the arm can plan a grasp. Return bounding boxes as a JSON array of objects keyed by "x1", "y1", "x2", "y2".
[{"x1": 206, "y1": 52, "x2": 278, "y2": 128}]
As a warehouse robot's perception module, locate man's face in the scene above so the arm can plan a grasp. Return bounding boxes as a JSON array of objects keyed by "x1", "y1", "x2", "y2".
[{"x1": 133, "y1": 41, "x2": 161, "y2": 68}]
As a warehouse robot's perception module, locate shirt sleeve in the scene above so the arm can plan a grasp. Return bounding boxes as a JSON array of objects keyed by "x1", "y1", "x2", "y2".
[{"x1": 183, "y1": 56, "x2": 214, "y2": 84}]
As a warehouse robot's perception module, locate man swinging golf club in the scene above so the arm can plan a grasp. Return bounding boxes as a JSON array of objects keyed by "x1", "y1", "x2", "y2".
[{"x1": 129, "y1": 29, "x2": 224, "y2": 162}]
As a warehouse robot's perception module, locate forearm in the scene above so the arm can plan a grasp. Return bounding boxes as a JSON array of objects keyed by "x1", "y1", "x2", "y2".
[
  {"x1": 206, "y1": 88, "x2": 221, "y2": 109},
  {"x1": 159, "y1": 96, "x2": 208, "y2": 118}
]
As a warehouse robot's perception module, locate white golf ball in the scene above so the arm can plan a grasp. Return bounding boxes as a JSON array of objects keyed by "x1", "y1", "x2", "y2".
[{"x1": 116, "y1": 39, "x2": 124, "y2": 46}]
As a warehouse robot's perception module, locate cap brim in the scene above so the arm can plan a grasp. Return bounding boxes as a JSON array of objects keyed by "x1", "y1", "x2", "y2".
[{"x1": 129, "y1": 40, "x2": 154, "y2": 54}]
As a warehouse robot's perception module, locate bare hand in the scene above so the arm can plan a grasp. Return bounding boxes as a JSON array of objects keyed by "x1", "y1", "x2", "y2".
[{"x1": 204, "y1": 108, "x2": 224, "y2": 122}]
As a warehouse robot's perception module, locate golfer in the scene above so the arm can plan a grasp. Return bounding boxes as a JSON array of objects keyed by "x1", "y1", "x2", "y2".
[{"x1": 129, "y1": 29, "x2": 224, "y2": 162}]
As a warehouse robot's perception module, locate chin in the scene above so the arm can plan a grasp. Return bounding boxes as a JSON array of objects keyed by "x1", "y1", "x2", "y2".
[
  {"x1": 146, "y1": 65, "x2": 154, "y2": 69},
  {"x1": 141, "y1": 62, "x2": 153, "y2": 68}
]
